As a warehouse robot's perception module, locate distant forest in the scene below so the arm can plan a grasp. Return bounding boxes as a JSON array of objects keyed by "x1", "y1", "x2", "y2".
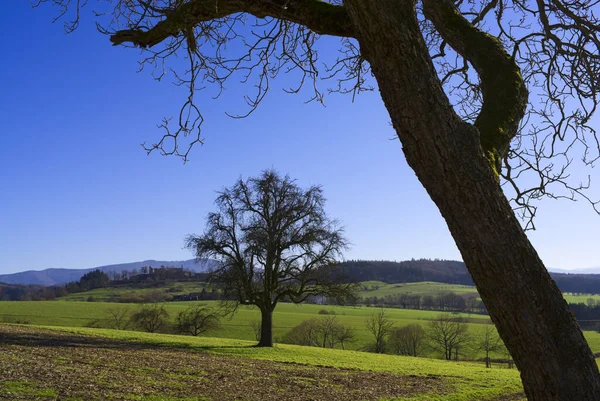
[{"x1": 337, "y1": 259, "x2": 600, "y2": 295}]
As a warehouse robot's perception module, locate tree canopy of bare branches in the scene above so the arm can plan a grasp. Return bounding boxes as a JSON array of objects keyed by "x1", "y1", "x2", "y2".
[
  {"x1": 426, "y1": 313, "x2": 471, "y2": 361},
  {"x1": 186, "y1": 169, "x2": 358, "y2": 346},
  {"x1": 365, "y1": 308, "x2": 394, "y2": 354}
]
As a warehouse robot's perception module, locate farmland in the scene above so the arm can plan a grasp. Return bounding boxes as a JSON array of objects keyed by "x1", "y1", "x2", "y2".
[
  {"x1": 0, "y1": 324, "x2": 524, "y2": 400},
  {"x1": 0, "y1": 301, "x2": 489, "y2": 353},
  {"x1": 2, "y1": 300, "x2": 600, "y2": 358},
  {"x1": 358, "y1": 281, "x2": 600, "y2": 305}
]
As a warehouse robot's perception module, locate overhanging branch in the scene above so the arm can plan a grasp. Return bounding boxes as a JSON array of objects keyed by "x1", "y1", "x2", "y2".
[
  {"x1": 110, "y1": 0, "x2": 356, "y2": 48},
  {"x1": 422, "y1": 0, "x2": 528, "y2": 176}
]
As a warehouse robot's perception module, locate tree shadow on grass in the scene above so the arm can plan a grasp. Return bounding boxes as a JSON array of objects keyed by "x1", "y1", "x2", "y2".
[{"x1": 0, "y1": 325, "x2": 254, "y2": 353}]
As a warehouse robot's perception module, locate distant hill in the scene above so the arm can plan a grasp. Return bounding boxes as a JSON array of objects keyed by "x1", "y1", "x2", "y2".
[
  {"x1": 548, "y1": 267, "x2": 600, "y2": 274},
  {"x1": 0, "y1": 259, "x2": 213, "y2": 286},
  {"x1": 3, "y1": 258, "x2": 600, "y2": 294},
  {"x1": 338, "y1": 259, "x2": 600, "y2": 295}
]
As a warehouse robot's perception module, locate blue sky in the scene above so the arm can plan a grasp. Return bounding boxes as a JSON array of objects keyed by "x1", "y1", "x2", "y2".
[{"x1": 0, "y1": 2, "x2": 598, "y2": 274}]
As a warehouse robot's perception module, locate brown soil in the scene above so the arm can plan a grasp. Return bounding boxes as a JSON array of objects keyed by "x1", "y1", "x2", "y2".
[{"x1": 0, "y1": 325, "x2": 447, "y2": 401}]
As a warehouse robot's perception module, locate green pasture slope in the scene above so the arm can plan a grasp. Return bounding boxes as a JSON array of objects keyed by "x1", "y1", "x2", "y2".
[
  {"x1": 58, "y1": 281, "x2": 208, "y2": 302},
  {"x1": 38, "y1": 325, "x2": 525, "y2": 401},
  {"x1": 359, "y1": 281, "x2": 479, "y2": 298},
  {"x1": 2, "y1": 300, "x2": 600, "y2": 357},
  {"x1": 359, "y1": 281, "x2": 600, "y2": 304},
  {"x1": 0, "y1": 301, "x2": 490, "y2": 351}
]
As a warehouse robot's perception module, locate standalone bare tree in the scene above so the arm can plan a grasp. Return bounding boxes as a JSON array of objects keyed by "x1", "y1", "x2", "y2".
[
  {"x1": 175, "y1": 305, "x2": 221, "y2": 336},
  {"x1": 106, "y1": 307, "x2": 131, "y2": 330},
  {"x1": 475, "y1": 323, "x2": 503, "y2": 368},
  {"x1": 37, "y1": 0, "x2": 600, "y2": 397},
  {"x1": 186, "y1": 170, "x2": 358, "y2": 347},
  {"x1": 365, "y1": 309, "x2": 394, "y2": 353},
  {"x1": 282, "y1": 316, "x2": 355, "y2": 349},
  {"x1": 130, "y1": 304, "x2": 170, "y2": 333},
  {"x1": 388, "y1": 324, "x2": 426, "y2": 357},
  {"x1": 427, "y1": 314, "x2": 470, "y2": 361}
]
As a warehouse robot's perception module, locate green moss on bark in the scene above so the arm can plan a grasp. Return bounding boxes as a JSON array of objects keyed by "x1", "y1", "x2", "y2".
[{"x1": 424, "y1": 0, "x2": 528, "y2": 177}]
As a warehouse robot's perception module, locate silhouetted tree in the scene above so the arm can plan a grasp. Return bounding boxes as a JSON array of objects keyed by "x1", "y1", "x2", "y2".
[
  {"x1": 175, "y1": 305, "x2": 221, "y2": 336},
  {"x1": 186, "y1": 170, "x2": 358, "y2": 347},
  {"x1": 427, "y1": 314, "x2": 470, "y2": 361}
]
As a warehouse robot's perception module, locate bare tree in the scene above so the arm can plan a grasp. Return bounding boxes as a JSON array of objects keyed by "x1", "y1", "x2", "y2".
[
  {"x1": 186, "y1": 170, "x2": 358, "y2": 347},
  {"x1": 475, "y1": 323, "x2": 503, "y2": 368},
  {"x1": 175, "y1": 305, "x2": 221, "y2": 336},
  {"x1": 106, "y1": 307, "x2": 131, "y2": 330},
  {"x1": 37, "y1": 0, "x2": 600, "y2": 397},
  {"x1": 130, "y1": 304, "x2": 170, "y2": 333},
  {"x1": 427, "y1": 314, "x2": 470, "y2": 361},
  {"x1": 365, "y1": 309, "x2": 394, "y2": 353},
  {"x1": 388, "y1": 324, "x2": 426, "y2": 357},
  {"x1": 333, "y1": 323, "x2": 355, "y2": 350},
  {"x1": 282, "y1": 316, "x2": 354, "y2": 349},
  {"x1": 282, "y1": 318, "x2": 320, "y2": 346}
]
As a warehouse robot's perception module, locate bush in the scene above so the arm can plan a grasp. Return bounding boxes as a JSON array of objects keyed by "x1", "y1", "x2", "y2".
[
  {"x1": 282, "y1": 316, "x2": 355, "y2": 349},
  {"x1": 175, "y1": 305, "x2": 221, "y2": 336},
  {"x1": 318, "y1": 309, "x2": 336, "y2": 315},
  {"x1": 130, "y1": 304, "x2": 170, "y2": 333},
  {"x1": 388, "y1": 324, "x2": 426, "y2": 357}
]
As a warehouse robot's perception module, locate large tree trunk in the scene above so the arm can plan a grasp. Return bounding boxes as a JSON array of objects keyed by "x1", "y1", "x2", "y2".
[
  {"x1": 257, "y1": 307, "x2": 274, "y2": 347},
  {"x1": 343, "y1": 0, "x2": 600, "y2": 399}
]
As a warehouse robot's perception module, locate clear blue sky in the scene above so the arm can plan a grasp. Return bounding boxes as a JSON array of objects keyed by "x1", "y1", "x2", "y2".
[{"x1": 0, "y1": 2, "x2": 598, "y2": 274}]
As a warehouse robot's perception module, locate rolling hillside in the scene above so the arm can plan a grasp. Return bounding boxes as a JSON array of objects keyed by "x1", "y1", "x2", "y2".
[{"x1": 0, "y1": 259, "x2": 213, "y2": 286}]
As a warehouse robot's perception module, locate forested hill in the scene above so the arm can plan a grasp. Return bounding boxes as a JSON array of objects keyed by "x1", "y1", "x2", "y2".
[
  {"x1": 338, "y1": 259, "x2": 600, "y2": 294},
  {"x1": 339, "y1": 259, "x2": 472, "y2": 285}
]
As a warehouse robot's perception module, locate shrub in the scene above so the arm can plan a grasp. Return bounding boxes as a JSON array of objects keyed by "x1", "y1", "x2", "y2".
[
  {"x1": 175, "y1": 305, "x2": 221, "y2": 336},
  {"x1": 130, "y1": 304, "x2": 170, "y2": 333}
]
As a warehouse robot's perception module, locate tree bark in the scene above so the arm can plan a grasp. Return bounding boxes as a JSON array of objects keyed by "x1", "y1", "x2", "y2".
[
  {"x1": 343, "y1": 0, "x2": 600, "y2": 399},
  {"x1": 257, "y1": 307, "x2": 274, "y2": 347}
]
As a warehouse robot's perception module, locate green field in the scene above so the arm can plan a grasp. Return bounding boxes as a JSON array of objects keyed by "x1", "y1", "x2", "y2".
[
  {"x1": 0, "y1": 301, "x2": 490, "y2": 352},
  {"x1": 359, "y1": 281, "x2": 600, "y2": 305},
  {"x1": 359, "y1": 281, "x2": 479, "y2": 298},
  {"x1": 0, "y1": 324, "x2": 525, "y2": 401},
  {"x1": 58, "y1": 281, "x2": 208, "y2": 302},
  {"x1": 2, "y1": 300, "x2": 600, "y2": 359}
]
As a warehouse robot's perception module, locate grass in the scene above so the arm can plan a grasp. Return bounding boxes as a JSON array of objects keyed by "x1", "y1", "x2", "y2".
[
  {"x1": 359, "y1": 282, "x2": 479, "y2": 298},
  {"x1": 0, "y1": 300, "x2": 491, "y2": 353},
  {"x1": 58, "y1": 281, "x2": 208, "y2": 302},
  {"x1": 2, "y1": 299, "x2": 600, "y2": 359},
  {"x1": 358, "y1": 281, "x2": 600, "y2": 305},
  {"x1": 0, "y1": 324, "x2": 525, "y2": 401}
]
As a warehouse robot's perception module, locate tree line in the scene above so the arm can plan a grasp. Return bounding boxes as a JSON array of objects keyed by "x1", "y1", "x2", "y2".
[
  {"x1": 360, "y1": 291, "x2": 487, "y2": 314},
  {"x1": 280, "y1": 310, "x2": 513, "y2": 368}
]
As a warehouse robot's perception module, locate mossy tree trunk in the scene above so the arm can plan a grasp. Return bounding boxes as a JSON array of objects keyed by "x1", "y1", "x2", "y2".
[{"x1": 344, "y1": 0, "x2": 600, "y2": 399}]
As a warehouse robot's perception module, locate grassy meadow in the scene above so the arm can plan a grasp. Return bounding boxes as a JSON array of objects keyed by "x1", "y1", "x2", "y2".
[
  {"x1": 2, "y1": 299, "x2": 600, "y2": 358},
  {"x1": 359, "y1": 281, "x2": 600, "y2": 305},
  {"x1": 57, "y1": 281, "x2": 208, "y2": 302},
  {"x1": 0, "y1": 301, "x2": 490, "y2": 352}
]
